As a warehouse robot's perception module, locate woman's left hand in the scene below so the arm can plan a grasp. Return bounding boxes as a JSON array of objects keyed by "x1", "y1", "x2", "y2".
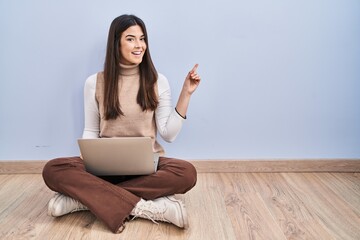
[{"x1": 183, "y1": 64, "x2": 201, "y2": 95}]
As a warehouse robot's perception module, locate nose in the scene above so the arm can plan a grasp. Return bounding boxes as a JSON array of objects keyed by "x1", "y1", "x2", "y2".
[{"x1": 134, "y1": 39, "x2": 141, "y2": 48}]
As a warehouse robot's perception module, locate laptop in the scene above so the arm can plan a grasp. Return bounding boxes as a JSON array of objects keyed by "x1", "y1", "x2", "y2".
[{"x1": 78, "y1": 137, "x2": 159, "y2": 176}]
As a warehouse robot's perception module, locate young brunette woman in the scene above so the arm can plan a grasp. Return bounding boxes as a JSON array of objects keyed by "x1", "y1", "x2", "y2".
[{"x1": 42, "y1": 14, "x2": 201, "y2": 234}]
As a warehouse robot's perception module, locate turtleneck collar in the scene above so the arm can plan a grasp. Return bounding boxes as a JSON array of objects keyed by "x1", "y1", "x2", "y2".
[{"x1": 119, "y1": 63, "x2": 140, "y2": 76}]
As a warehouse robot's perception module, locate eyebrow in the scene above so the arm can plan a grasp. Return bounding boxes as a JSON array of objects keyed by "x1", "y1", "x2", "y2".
[{"x1": 125, "y1": 34, "x2": 145, "y2": 38}]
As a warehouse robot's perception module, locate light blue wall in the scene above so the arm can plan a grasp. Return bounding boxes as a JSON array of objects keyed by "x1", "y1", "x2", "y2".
[{"x1": 1, "y1": 0, "x2": 359, "y2": 160}]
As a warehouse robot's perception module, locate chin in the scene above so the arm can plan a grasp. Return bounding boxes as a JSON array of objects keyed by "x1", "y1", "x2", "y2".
[{"x1": 133, "y1": 59, "x2": 143, "y2": 64}]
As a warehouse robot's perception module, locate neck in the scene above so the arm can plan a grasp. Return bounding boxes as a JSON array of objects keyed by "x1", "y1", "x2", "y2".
[{"x1": 119, "y1": 63, "x2": 140, "y2": 76}]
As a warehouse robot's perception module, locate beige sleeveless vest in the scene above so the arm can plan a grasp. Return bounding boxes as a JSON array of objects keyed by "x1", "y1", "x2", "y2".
[{"x1": 95, "y1": 69, "x2": 164, "y2": 155}]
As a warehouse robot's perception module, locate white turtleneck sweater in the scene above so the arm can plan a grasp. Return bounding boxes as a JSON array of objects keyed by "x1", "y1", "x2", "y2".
[{"x1": 82, "y1": 65, "x2": 185, "y2": 154}]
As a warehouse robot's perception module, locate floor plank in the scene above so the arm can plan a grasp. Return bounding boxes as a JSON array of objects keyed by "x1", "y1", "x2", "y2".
[
  {"x1": 283, "y1": 173, "x2": 360, "y2": 240},
  {"x1": 0, "y1": 173, "x2": 359, "y2": 239},
  {"x1": 316, "y1": 173, "x2": 360, "y2": 217},
  {"x1": 249, "y1": 173, "x2": 334, "y2": 240},
  {"x1": 219, "y1": 173, "x2": 287, "y2": 239},
  {"x1": 184, "y1": 174, "x2": 237, "y2": 240}
]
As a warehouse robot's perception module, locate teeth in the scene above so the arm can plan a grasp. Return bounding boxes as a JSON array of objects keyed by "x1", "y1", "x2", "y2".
[{"x1": 132, "y1": 51, "x2": 141, "y2": 55}]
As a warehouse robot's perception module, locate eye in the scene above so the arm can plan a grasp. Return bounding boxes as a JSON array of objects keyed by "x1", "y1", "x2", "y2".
[
  {"x1": 140, "y1": 37, "x2": 145, "y2": 41},
  {"x1": 126, "y1": 38, "x2": 135, "y2": 42}
]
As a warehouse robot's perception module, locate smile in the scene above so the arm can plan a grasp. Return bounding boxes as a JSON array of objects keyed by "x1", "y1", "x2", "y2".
[{"x1": 132, "y1": 51, "x2": 142, "y2": 55}]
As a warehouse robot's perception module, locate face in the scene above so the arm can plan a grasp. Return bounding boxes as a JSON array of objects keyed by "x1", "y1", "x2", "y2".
[{"x1": 119, "y1": 25, "x2": 147, "y2": 65}]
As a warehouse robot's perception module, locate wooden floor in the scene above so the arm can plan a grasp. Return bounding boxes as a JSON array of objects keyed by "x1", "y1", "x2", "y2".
[{"x1": 0, "y1": 172, "x2": 359, "y2": 239}]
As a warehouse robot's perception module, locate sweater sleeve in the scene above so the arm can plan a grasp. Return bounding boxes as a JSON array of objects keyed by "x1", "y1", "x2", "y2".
[
  {"x1": 82, "y1": 73, "x2": 100, "y2": 139},
  {"x1": 155, "y1": 73, "x2": 185, "y2": 142}
]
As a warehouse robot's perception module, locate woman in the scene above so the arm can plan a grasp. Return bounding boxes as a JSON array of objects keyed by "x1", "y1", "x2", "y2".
[{"x1": 42, "y1": 14, "x2": 201, "y2": 234}]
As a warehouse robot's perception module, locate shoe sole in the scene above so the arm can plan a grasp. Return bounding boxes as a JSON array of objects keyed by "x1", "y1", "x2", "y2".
[{"x1": 166, "y1": 196, "x2": 189, "y2": 229}]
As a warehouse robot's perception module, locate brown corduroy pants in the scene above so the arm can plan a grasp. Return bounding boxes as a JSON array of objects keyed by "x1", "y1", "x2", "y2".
[{"x1": 42, "y1": 156, "x2": 197, "y2": 233}]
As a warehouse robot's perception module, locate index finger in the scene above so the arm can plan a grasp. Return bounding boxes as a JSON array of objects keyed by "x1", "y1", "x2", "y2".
[{"x1": 190, "y1": 64, "x2": 199, "y2": 73}]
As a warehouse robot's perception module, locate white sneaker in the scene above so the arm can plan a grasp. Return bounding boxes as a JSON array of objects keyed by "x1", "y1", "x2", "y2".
[
  {"x1": 48, "y1": 193, "x2": 88, "y2": 217},
  {"x1": 131, "y1": 196, "x2": 189, "y2": 229}
]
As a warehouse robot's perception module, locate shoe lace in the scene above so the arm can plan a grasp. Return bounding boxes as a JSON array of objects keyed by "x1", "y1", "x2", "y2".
[
  {"x1": 131, "y1": 200, "x2": 168, "y2": 224},
  {"x1": 67, "y1": 197, "x2": 87, "y2": 213}
]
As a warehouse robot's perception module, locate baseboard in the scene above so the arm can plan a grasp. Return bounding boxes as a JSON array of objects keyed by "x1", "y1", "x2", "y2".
[
  {"x1": 0, "y1": 159, "x2": 359, "y2": 174},
  {"x1": 0, "y1": 160, "x2": 47, "y2": 174},
  {"x1": 191, "y1": 159, "x2": 360, "y2": 173}
]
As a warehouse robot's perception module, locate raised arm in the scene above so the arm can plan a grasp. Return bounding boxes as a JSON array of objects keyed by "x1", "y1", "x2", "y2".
[
  {"x1": 156, "y1": 65, "x2": 201, "y2": 142},
  {"x1": 175, "y1": 64, "x2": 201, "y2": 117}
]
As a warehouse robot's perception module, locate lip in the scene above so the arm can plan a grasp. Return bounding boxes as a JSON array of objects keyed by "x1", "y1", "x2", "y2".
[{"x1": 132, "y1": 51, "x2": 142, "y2": 55}]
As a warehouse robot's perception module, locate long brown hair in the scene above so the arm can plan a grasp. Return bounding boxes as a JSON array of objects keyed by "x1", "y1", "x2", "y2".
[{"x1": 103, "y1": 14, "x2": 158, "y2": 120}]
